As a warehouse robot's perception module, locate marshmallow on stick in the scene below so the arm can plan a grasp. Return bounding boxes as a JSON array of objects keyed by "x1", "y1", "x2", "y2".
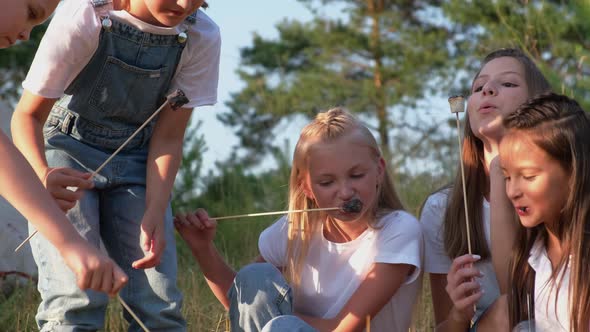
[{"x1": 448, "y1": 95, "x2": 466, "y2": 113}]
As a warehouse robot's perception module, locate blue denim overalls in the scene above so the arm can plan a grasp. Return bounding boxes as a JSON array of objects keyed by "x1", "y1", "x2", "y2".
[{"x1": 30, "y1": 1, "x2": 194, "y2": 331}]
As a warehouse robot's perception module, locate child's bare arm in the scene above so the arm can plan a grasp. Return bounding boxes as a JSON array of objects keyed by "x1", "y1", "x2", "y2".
[
  {"x1": 133, "y1": 104, "x2": 193, "y2": 269},
  {"x1": 0, "y1": 131, "x2": 127, "y2": 294},
  {"x1": 298, "y1": 263, "x2": 412, "y2": 332},
  {"x1": 174, "y1": 209, "x2": 237, "y2": 309},
  {"x1": 11, "y1": 90, "x2": 93, "y2": 211}
]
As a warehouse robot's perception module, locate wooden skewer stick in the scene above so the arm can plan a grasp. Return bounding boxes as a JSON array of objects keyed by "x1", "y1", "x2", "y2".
[
  {"x1": 208, "y1": 199, "x2": 363, "y2": 221},
  {"x1": 15, "y1": 90, "x2": 189, "y2": 252},
  {"x1": 449, "y1": 95, "x2": 477, "y2": 323},
  {"x1": 118, "y1": 295, "x2": 151, "y2": 332},
  {"x1": 449, "y1": 95, "x2": 473, "y2": 255},
  {"x1": 366, "y1": 315, "x2": 371, "y2": 332},
  {"x1": 213, "y1": 207, "x2": 341, "y2": 221}
]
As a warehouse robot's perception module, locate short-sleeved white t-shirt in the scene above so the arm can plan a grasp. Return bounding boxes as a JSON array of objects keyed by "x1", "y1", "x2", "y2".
[
  {"x1": 23, "y1": 0, "x2": 220, "y2": 108},
  {"x1": 420, "y1": 190, "x2": 500, "y2": 321},
  {"x1": 259, "y1": 210, "x2": 423, "y2": 332},
  {"x1": 528, "y1": 239, "x2": 570, "y2": 331}
]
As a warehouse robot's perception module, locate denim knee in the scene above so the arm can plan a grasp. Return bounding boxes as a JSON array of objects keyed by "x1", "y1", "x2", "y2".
[
  {"x1": 261, "y1": 315, "x2": 318, "y2": 332},
  {"x1": 233, "y1": 263, "x2": 283, "y2": 289}
]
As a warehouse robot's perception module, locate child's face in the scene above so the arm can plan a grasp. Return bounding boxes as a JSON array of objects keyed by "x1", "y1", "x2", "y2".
[
  {"x1": 0, "y1": 0, "x2": 58, "y2": 48},
  {"x1": 302, "y1": 131, "x2": 384, "y2": 224},
  {"x1": 499, "y1": 133, "x2": 569, "y2": 229},
  {"x1": 467, "y1": 57, "x2": 529, "y2": 142},
  {"x1": 131, "y1": 0, "x2": 205, "y2": 27}
]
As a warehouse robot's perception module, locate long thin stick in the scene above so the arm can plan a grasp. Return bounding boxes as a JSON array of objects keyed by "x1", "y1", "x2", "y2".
[
  {"x1": 526, "y1": 292, "x2": 533, "y2": 331},
  {"x1": 213, "y1": 207, "x2": 341, "y2": 221},
  {"x1": 118, "y1": 295, "x2": 150, "y2": 332},
  {"x1": 16, "y1": 91, "x2": 188, "y2": 252},
  {"x1": 455, "y1": 112, "x2": 473, "y2": 255},
  {"x1": 449, "y1": 96, "x2": 476, "y2": 324}
]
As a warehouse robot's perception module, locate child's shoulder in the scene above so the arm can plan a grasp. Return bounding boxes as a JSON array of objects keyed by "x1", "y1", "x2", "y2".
[
  {"x1": 187, "y1": 9, "x2": 220, "y2": 40},
  {"x1": 58, "y1": 0, "x2": 102, "y2": 16},
  {"x1": 377, "y1": 210, "x2": 421, "y2": 236},
  {"x1": 424, "y1": 188, "x2": 451, "y2": 208},
  {"x1": 51, "y1": 0, "x2": 102, "y2": 32}
]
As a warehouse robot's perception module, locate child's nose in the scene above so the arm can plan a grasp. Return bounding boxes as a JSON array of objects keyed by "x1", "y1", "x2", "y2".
[
  {"x1": 338, "y1": 182, "x2": 355, "y2": 199},
  {"x1": 176, "y1": 0, "x2": 191, "y2": 10},
  {"x1": 506, "y1": 180, "x2": 522, "y2": 200},
  {"x1": 482, "y1": 81, "x2": 498, "y2": 97}
]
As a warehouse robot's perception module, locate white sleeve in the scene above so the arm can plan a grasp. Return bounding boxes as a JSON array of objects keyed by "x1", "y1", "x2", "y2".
[
  {"x1": 22, "y1": 0, "x2": 101, "y2": 98},
  {"x1": 420, "y1": 191, "x2": 453, "y2": 274},
  {"x1": 170, "y1": 10, "x2": 221, "y2": 108},
  {"x1": 374, "y1": 211, "x2": 423, "y2": 285},
  {"x1": 258, "y1": 216, "x2": 289, "y2": 267}
]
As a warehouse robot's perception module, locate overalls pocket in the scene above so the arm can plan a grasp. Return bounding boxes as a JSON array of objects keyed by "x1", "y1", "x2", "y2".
[
  {"x1": 42, "y1": 117, "x2": 62, "y2": 139},
  {"x1": 89, "y1": 55, "x2": 169, "y2": 122}
]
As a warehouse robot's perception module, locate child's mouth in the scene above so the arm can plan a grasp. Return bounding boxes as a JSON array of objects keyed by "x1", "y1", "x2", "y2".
[{"x1": 516, "y1": 206, "x2": 529, "y2": 216}]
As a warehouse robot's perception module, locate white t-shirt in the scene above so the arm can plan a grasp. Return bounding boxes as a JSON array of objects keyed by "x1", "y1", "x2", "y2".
[
  {"x1": 23, "y1": 0, "x2": 220, "y2": 108},
  {"x1": 420, "y1": 190, "x2": 500, "y2": 321},
  {"x1": 528, "y1": 239, "x2": 570, "y2": 331},
  {"x1": 259, "y1": 211, "x2": 423, "y2": 332}
]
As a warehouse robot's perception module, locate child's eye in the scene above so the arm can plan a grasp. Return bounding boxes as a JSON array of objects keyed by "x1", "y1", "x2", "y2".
[
  {"x1": 318, "y1": 181, "x2": 333, "y2": 187},
  {"x1": 523, "y1": 175, "x2": 537, "y2": 181},
  {"x1": 472, "y1": 85, "x2": 483, "y2": 93},
  {"x1": 503, "y1": 82, "x2": 518, "y2": 87},
  {"x1": 351, "y1": 173, "x2": 365, "y2": 179}
]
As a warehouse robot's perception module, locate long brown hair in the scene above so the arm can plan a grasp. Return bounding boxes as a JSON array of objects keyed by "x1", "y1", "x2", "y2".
[
  {"x1": 285, "y1": 107, "x2": 404, "y2": 291},
  {"x1": 443, "y1": 48, "x2": 551, "y2": 259},
  {"x1": 505, "y1": 93, "x2": 590, "y2": 332}
]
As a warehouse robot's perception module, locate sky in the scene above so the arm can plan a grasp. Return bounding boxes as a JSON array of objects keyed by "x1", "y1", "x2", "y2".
[{"x1": 189, "y1": 1, "x2": 315, "y2": 171}]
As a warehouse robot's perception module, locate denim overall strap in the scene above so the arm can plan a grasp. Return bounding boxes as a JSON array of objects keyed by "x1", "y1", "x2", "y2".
[{"x1": 48, "y1": 3, "x2": 192, "y2": 152}]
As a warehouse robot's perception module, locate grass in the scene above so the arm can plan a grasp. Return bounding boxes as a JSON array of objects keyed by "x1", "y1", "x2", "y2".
[{"x1": 0, "y1": 220, "x2": 437, "y2": 332}]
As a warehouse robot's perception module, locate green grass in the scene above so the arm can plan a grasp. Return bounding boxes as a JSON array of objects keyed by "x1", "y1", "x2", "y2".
[{"x1": 0, "y1": 221, "x2": 436, "y2": 332}]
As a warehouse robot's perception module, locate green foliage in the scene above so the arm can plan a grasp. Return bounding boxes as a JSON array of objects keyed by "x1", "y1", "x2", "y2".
[
  {"x1": 220, "y1": 0, "x2": 453, "y2": 172},
  {"x1": 444, "y1": 0, "x2": 590, "y2": 108}
]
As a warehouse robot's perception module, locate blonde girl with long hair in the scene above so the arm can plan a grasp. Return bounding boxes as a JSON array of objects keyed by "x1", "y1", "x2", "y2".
[
  {"x1": 420, "y1": 48, "x2": 551, "y2": 331},
  {"x1": 175, "y1": 108, "x2": 423, "y2": 332},
  {"x1": 496, "y1": 93, "x2": 590, "y2": 331}
]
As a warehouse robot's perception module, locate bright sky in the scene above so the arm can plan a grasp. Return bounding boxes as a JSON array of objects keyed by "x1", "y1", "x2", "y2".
[{"x1": 190, "y1": 1, "x2": 314, "y2": 170}]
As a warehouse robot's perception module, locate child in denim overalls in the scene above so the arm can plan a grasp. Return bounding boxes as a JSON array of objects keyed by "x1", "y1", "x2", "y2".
[
  {"x1": 12, "y1": 0, "x2": 220, "y2": 330},
  {"x1": 1, "y1": 0, "x2": 127, "y2": 300}
]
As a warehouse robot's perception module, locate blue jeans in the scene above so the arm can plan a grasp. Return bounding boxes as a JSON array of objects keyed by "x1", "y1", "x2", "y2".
[
  {"x1": 228, "y1": 263, "x2": 318, "y2": 332},
  {"x1": 31, "y1": 131, "x2": 185, "y2": 331}
]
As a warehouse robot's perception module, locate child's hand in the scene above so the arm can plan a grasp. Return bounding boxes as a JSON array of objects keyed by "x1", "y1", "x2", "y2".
[
  {"x1": 60, "y1": 240, "x2": 128, "y2": 297},
  {"x1": 132, "y1": 213, "x2": 166, "y2": 270},
  {"x1": 42, "y1": 167, "x2": 94, "y2": 212},
  {"x1": 446, "y1": 254, "x2": 484, "y2": 324},
  {"x1": 174, "y1": 208, "x2": 218, "y2": 249}
]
